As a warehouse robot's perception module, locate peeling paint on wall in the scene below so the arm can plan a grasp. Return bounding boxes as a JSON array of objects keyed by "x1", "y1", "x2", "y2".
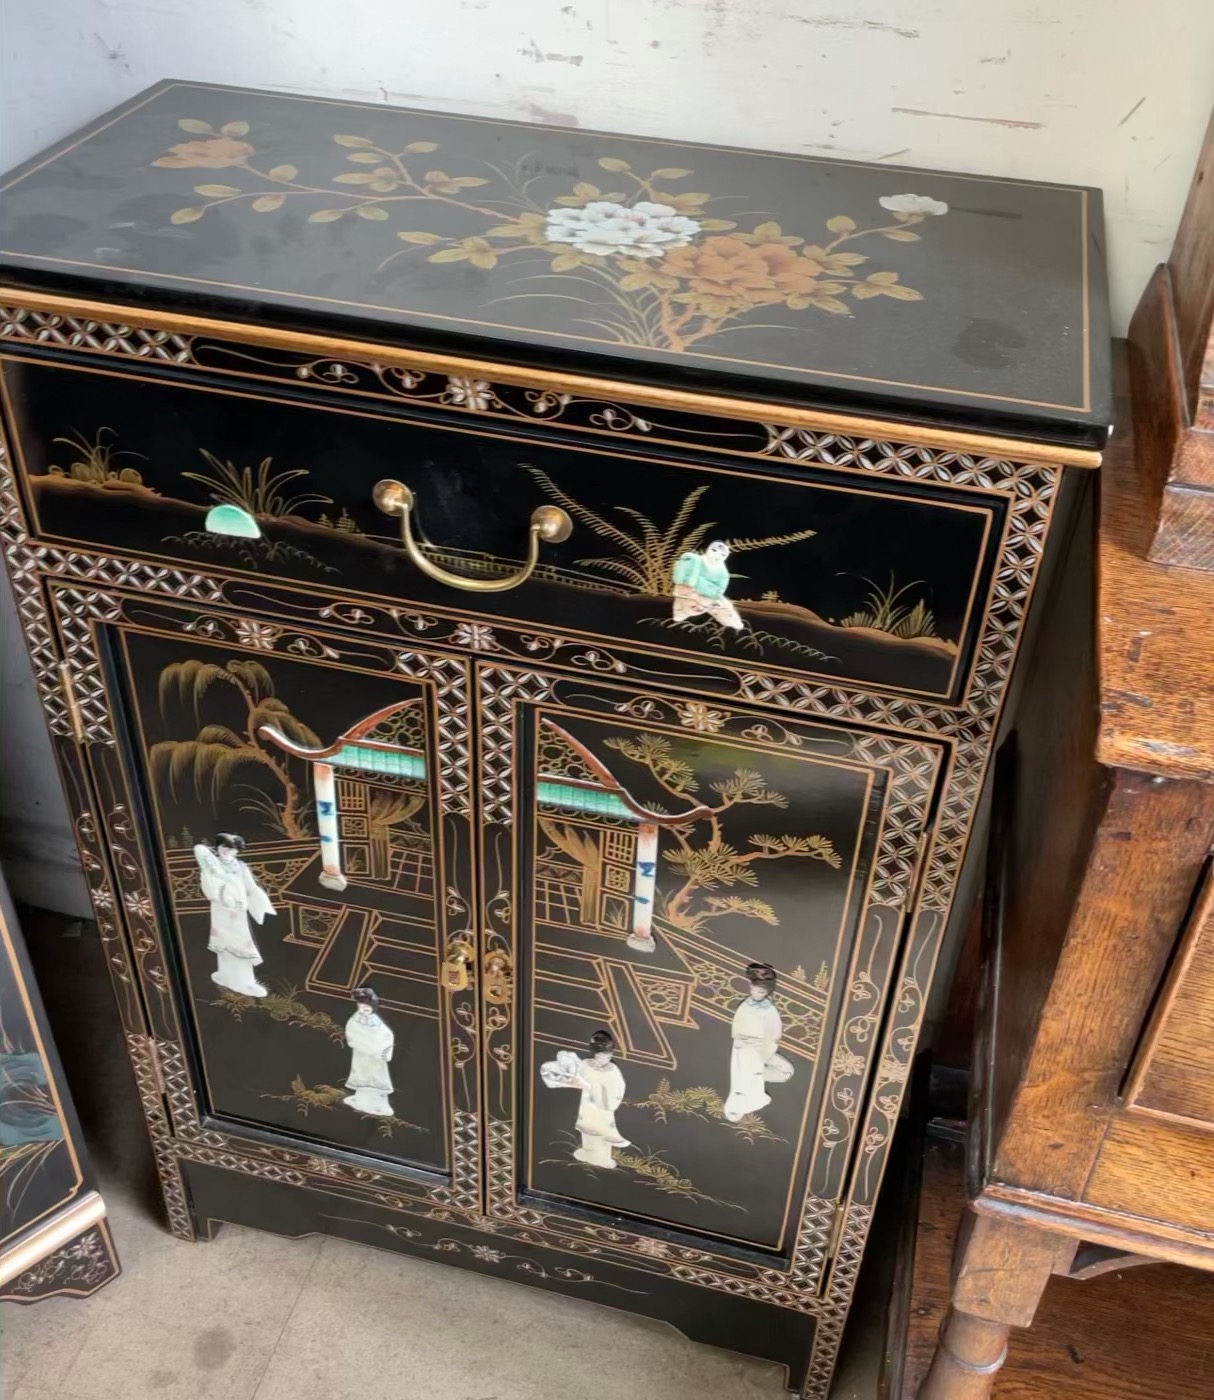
[{"x1": 1, "y1": 0, "x2": 1212, "y2": 914}]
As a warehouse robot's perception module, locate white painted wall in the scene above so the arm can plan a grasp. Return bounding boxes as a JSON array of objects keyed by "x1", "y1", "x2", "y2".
[{"x1": 1, "y1": 0, "x2": 1212, "y2": 912}]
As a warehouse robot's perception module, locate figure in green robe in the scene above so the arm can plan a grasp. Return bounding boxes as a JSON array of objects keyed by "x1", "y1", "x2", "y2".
[{"x1": 671, "y1": 539, "x2": 745, "y2": 630}]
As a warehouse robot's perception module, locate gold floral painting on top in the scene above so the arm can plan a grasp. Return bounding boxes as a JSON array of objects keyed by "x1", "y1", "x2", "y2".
[
  {"x1": 152, "y1": 114, "x2": 943, "y2": 355},
  {"x1": 0, "y1": 83, "x2": 1103, "y2": 423}
]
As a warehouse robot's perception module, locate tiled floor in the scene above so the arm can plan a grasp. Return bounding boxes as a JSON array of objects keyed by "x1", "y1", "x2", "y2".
[
  {"x1": 1, "y1": 910, "x2": 887, "y2": 1400},
  {"x1": 2, "y1": 1180, "x2": 800, "y2": 1400}
]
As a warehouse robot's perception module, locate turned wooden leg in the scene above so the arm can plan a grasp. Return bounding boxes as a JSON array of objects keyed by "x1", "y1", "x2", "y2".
[
  {"x1": 918, "y1": 1211, "x2": 1076, "y2": 1400},
  {"x1": 921, "y1": 1311, "x2": 1012, "y2": 1400}
]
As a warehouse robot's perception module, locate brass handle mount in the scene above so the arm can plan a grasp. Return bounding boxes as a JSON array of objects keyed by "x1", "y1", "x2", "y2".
[
  {"x1": 483, "y1": 950, "x2": 513, "y2": 1006},
  {"x1": 373, "y1": 479, "x2": 571, "y2": 593},
  {"x1": 441, "y1": 937, "x2": 475, "y2": 993}
]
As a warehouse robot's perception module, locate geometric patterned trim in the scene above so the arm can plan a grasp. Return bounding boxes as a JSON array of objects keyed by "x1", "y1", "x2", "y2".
[
  {"x1": 125, "y1": 1033, "x2": 195, "y2": 1240},
  {"x1": 0, "y1": 305, "x2": 193, "y2": 362},
  {"x1": 45, "y1": 586, "x2": 120, "y2": 745},
  {"x1": 478, "y1": 666, "x2": 553, "y2": 824},
  {"x1": 801, "y1": 1202, "x2": 873, "y2": 1398},
  {"x1": 395, "y1": 651, "x2": 472, "y2": 815}
]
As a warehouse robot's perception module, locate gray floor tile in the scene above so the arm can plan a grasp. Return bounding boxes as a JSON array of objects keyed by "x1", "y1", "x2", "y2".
[
  {"x1": 0, "y1": 1290, "x2": 101, "y2": 1398},
  {"x1": 252, "y1": 1232, "x2": 785, "y2": 1400},
  {"x1": 10, "y1": 1389, "x2": 98, "y2": 1400},
  {"x1": 55, "y1": 1218, "x2": 322, "y2": 1400}
]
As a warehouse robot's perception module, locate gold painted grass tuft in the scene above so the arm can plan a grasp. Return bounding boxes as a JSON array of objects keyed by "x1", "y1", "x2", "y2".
[
  {"x1": 212, "y1": 986, "x2": 345, "y2": 1042},
  {"x1": 634, "y1": 1077, "x2": 787, "y2": 1144}
]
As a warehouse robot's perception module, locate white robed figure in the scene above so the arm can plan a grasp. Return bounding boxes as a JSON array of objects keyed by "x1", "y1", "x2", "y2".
[
  {"x1": 723, "y1": 962, "x2": 793, "y2": 1122},
  {"x1": 344, "y1": 987, "x2": 395, "y2": 1116},
  {"x1": 194, "y1": 834, "x2": 275, "y2": 998},
  {"x1": 541, "y1": 1029, "x2": 629, "y2": 1168}
]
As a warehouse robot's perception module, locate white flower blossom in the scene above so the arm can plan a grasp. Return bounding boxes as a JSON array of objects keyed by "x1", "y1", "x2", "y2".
[
  {"x1": 233, "y1": 618, "x2": 278, "y2": 650},
  {"x1": 675, "y1": 701, "x2": 727, "y2": 733},
  {"x1": 446, "y1": 377, "x2": 493, "y2": 411},
  {"x1": 546, "y1": 201, "x2": 701, "y2": 259},
  {"x1": 452, "y1": 622, "x2": 498, "y2": 651},
  {"x1": 470, "y1": 1244, "x2": 506, "y2": 1263},
  {"x1": 878, "y1": 193, "x2": 949, "y2": 217}
]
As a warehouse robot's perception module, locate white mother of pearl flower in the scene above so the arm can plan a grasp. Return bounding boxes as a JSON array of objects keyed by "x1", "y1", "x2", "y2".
[
  {"x1": 879, "y1": 193, "x2": 949, "y2": 216},
  {"x1": 546, "y1": 200, "x2": 702, "y2": 259}
]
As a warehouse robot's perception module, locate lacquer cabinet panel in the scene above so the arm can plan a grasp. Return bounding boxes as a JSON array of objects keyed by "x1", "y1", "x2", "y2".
[
  {"x1": 48, "y1": 582, "x2": 482, "y2": 1204},
  {"x1": 0, "y1": 336, "x2": 1076, "y2": 1393},
  {"x1": 481, "y1": 667, "x2": 943, "y2": 1283},
  {"x1": 0, "y1": 867, "x2": 120, "y2": 1300}
]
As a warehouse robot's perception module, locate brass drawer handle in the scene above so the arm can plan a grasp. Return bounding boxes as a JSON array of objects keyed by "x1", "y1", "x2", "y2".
[{"x1": 373, "y1": 479, "x2": 572, "y2": 592}]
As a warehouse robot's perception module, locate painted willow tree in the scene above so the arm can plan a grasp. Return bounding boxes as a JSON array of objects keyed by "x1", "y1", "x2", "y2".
[{"x1": 150, "y1": 658, "x2": 322, "y2": 838}]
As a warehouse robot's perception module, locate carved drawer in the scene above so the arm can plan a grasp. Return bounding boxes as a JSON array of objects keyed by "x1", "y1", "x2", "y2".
[{"x1": 1, "y1": 348, "x2": 1008, "y2": 708}]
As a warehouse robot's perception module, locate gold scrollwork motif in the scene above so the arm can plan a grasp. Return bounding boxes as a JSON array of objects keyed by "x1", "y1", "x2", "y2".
[
  {"x1": 70, "y1": 802, "x2": 143, "y2": 1030},
  {"x1": 3, "y1": 1226, "x2": 118, "y2": 1299}
]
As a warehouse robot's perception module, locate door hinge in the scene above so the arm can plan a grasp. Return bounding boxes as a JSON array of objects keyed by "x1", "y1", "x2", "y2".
[
  {"x1": 145, "y1": 1036, "x2": 167, "y2": 1097},
  {"x1": 58, "y1": 660, "x2": 86, "y2": 745},
  {"x1": 828, "y1": 1204, "x2": 847, "y2": 1256}
]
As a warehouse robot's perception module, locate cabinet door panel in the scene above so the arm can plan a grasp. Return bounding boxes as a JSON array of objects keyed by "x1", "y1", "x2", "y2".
[
  {"x1": 74, "y1": 593, "x2": 476, "y2": 1191},
  {"x1": 480, "y1": 665, "x2": 942, "y2": 1280}
]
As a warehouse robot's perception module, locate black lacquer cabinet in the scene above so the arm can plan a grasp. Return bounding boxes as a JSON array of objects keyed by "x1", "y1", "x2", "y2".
[
  {"x1": 0, "y1": 867, "x2": 120, "y2": 1301},
  {"x1": 0, "y1": 81, "x2": 1110, "y2": 1394}
]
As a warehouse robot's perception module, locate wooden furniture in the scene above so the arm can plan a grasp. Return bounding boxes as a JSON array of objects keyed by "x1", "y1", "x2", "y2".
[
  {"x1": 0, "y1": 865, "x2": 120, "y2": 1301},
  {"x1": 920, "y1": 356, "x2": 1214, "y2": 1396},
  {"x1": 1128, "y1": 107, "x2": 1214, "y2": 568},
  {"x1": 888, "y1": 1124, "x2": 1214, "y2": 1400},
  {"x1": 921, "y1": 113, "x2": 1214, "y2": 1400},
  {"x1": 0, "y1": 81, "x2": 1109, "y2": 1395}
]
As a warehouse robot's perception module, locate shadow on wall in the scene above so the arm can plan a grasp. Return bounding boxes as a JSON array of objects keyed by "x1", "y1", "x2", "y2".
[{"x1": 0, "y1": 571, "x2": 90, "y2": 916}]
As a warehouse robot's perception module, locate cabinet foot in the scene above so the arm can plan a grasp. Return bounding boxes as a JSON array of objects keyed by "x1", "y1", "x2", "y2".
[{"x1": 916, "y1": 1209, "x2": 1077, "y2": 1399}]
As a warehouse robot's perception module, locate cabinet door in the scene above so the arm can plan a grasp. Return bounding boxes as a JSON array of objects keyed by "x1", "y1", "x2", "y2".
[
  {"x1": 478, "y1": 664, "x2": 942, "y2": 1288},
  {"x1": 53, "y1": 584, "x2": 478, "y2": 1199}
]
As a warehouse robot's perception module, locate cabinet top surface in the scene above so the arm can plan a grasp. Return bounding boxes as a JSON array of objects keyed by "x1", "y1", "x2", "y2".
[{"x1": 0, "y1": 80, "x2": 1110, "y2": 449}]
